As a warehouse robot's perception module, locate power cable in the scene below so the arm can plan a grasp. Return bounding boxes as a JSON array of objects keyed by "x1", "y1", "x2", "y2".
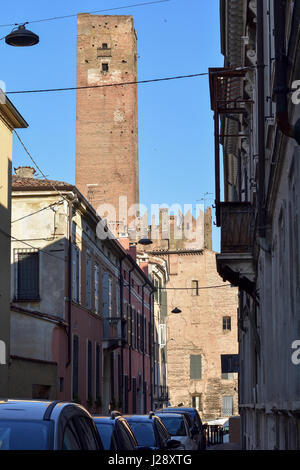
[
  {"x1": 0, "y1": 0, "x2": 170, "y2": 27},
  {"x1": 0, "y1": 227, "x2": 65, "y2": 262},
  {"x1": 13, "y1": 129, "x2": 73, "y2": 204},
  {"x1": 6, "y1": 72, "x2": 209, "y2": 95},
  {"x1": 6, "y1": 66, "x2": 254, "y2": 96},
  {"x1": 11, "y1": 199, "x2": 65, "y2": 223}
]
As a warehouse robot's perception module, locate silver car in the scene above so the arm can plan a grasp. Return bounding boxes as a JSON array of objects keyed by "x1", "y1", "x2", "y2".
[
  {"x1": 0, "y1": 400, "x2": 103, "y2": 450},
  {"x1": 155, "y1": 412, "x2": 198, "y2": 450}
]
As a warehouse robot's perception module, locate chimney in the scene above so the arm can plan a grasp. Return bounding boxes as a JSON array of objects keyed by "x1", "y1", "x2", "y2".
[
  {"x1": 129, "y1": 243, "x2": 137, "y2": 262},
  {"x1": 14, "y1": 166, "x2": 36, "y2": 178}
]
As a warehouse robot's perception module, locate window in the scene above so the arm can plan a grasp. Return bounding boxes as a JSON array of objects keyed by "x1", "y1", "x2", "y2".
[
  {"x1": 102, "y1": 63, "x2": 109, "y2": 72},
  {"x1": 190, "y1": 354, "x2": 202, "y2": 380},
  {"x1": 87, "y1": 340, "x2": 92, "y2": 401},
  {"x1": 102, "y1": 43, "x2": 108, "y2": 49},
  {"x1": 95, "y1": 343, "x2": 100, "y2": 400},
  {"x1": 72, "y1": 245, "x2": 80, "y2": 303},
  {"x1": 222, "y1": 396, "x2": 233, "y2": 416},
  {"x1": 223, "y1": 316, "x2": 231, "y2": 330},
  {"x1": 132, "y1": 308, "x2": 137, "y2": 349},
  {"x1": 124, "y1": 375, "x2": 129, "y2": 413},
  {"x1": 108, "y1": 275, "x2": 113, "y2": 317},
  {"x1": 132, "y1": 378, "x2": 137, "y2": 414},
  {"x1": 72, "y1": 336, "x2": 79, "y2": 400},
  {"x1": 94, "y1": 263, "x2": 99, "y2": 314},
  {"x1": 221, "y1": 372, "x2": 234, "y2": 380},
  {"x1": 158, "y1": 324, "x2": 166, "y2": 347},
  {"x1": 192, "y1": 394, "x2": 202, "y2": 411},
  {"x1": 86, "y1": 253, "x2": 92, "y2": 309},
  {"x1": 15, "y1": 249, "x2": 39, "y2": 300},
  {"x1": 192, "y1": 280, "x2": 199, "y2": 296}
]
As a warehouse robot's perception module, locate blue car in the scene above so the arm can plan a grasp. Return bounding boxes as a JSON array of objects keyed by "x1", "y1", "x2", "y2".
[
  {"x1": 0, "y1": 400, "x2": 103, "y2": 450},
  {"x1": 93, "y1": 412, "x2": 140, "y2": 450},
  {"x1": 125, "y1": 412, "x2": 181, "y2": 450}
]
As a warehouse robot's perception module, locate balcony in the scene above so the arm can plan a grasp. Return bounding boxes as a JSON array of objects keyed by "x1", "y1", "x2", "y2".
[
  {"x1": 102, "y1": 317, "x2": 126, "y2": 350},
  {"x1": 217, "y1": 202, "x2": 256, "y2": 296}
]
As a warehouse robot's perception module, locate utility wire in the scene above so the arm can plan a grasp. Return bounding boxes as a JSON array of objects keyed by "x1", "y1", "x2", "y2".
[
  {"x1": 6, "y1": 73, "x2": 209, "y2": 95},
  {"x1": 13, "y1": 130, "x2": 74, "y2": 204},
  {"x1": 0, "y1": 227, "x2": 65, "y2": 262},
  {"x1": 156, "y1": 284, "x2": 232, "y2": 290},
  {"x1": 0, "y1": 0, "x2": 170, "y2": 27},
  {"x1": 6, "y1": 66, "x2": 254, "y2": 96},
  {"x1": 11, "y1": 199, "x2": 65, "y2": 223}
]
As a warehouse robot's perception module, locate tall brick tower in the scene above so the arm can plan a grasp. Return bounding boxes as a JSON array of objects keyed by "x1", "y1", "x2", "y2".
[{"x1": 76, "y1": 14, "x2": 139, "y2": 231}]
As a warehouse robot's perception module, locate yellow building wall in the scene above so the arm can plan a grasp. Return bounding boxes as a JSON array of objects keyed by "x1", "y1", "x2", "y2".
[{"x1": 0, "y1": 116, "x2": 13, "y2": 396}]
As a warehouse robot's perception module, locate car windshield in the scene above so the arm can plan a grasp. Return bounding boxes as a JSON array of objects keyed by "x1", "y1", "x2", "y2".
[
  {"x1": 0, "y1": 420, "x2": 52, "y2": 450},
  {"x1": 95, "y1": 423, "x2": 113, "y2": 450},
  {"x1": 127, "y1": 421, "x2": 156, "y2": 447},
  {"x1": 157, "y1": 415, "x2": 187, "y2": 436}
]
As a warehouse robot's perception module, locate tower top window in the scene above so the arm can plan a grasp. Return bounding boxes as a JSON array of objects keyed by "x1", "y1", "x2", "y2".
[
  {"x1": 102, "y1": 63, "x2": 109, "y2": 72},
  {"x1": 102, "y1": 43, "x2": 108, "y2": 49}
]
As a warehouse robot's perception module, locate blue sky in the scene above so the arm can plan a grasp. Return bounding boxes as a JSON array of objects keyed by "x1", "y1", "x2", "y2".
[{"x1": 1, "y1": 0, "x2": 223, "y2": 250}]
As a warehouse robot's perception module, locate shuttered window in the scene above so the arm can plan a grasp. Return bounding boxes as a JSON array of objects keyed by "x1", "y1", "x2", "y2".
[
  {"x1": 86, "y1": 253, "x2": 92, "y2": 309},
  {"x1": 16, "y1": 249, "x2": 39, "y2": 300},
  {"x1": 190, "y1": 354, "x2": 202, "y2": 380},
  {"x1": 72, "y1": 335, "x2": 79, "y2": 400},
  {"x1": 95, "y1": 343, "x2": 100, "y2": 399},
  {"x1": 87, "y1": 340, "x2": 92, "y2": 400}
]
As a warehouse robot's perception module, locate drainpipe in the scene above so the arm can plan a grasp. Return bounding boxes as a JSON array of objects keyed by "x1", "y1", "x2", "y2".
[
  {"x1": 66, "y1": 197, "x2": 74, "y2": 368},
  {"x1": 128, "y1": 264, "x2": 135, "y2": 393},
  {"x1": 257, "y1": 0, "x2": 266, "y2": 238},
  {"x1": 274, "y1": 0, "x2": 300, "y2": 144},
  {"x1": 119, "y1": 254, "x2": 127, "y2": 412},
  {"x1": 149, "y1": 288, "x2": 155, "y2": 411},
  {"x1": 141, "y1": 281, "x2": 147, "y2": 413}
]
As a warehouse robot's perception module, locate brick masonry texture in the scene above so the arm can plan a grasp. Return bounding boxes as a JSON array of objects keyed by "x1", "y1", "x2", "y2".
[{"x1": 76, "y1": 14, "x2": 139, "y2": 220}]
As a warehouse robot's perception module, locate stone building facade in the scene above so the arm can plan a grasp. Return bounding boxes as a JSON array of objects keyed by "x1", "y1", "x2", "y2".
[
  {"x1": 144, "y1": 209, "x2": 239, "y2": 421},
  {"x1": 0, "y1": 95, "x2": 28, "y2": 397},
  {"x1": 10, "y1": 168, "x2": 153, "y2": 414},
  {"x1": 76, "y1": 14, "x2": 139, "y2": 226},
  {"x1": 210, "y1": 0, "x2": 300, "y2": 449}
]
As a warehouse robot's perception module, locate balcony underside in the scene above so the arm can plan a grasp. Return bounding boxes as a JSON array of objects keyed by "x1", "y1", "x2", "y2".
[{"x1": 216, "y1": 252, "x2": 256, "y2": 296}]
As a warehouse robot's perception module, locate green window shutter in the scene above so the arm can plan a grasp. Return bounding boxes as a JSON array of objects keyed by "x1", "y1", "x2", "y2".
[{"x1": 190, "y1": 354, "x2": 202, "y2": 379}]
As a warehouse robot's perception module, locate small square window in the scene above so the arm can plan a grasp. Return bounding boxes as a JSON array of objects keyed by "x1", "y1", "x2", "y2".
[
  {"x1": 102, "y1": 43, "x2": 108, "y2": 49},
  {"x1": 102, "y1": 63, "x2": 109, "y2": 72}
]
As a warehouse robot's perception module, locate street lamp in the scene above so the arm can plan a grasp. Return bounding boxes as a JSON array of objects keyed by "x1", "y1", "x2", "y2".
[
  {"x1": 138, "y1": 237, "x2": 153, "y2": 246},
  {"x1": 171, "y1": 307, "x2": 182, "y2": 314},
  {"x1": 5, "y1": 24, "x2": 39, "y2": 47}
]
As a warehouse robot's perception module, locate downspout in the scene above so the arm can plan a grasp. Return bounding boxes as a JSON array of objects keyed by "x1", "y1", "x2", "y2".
[
  {"x1": 257, "y1": 0, "x2": 266, "y2": 238},
  {"x1": 274, "y1": 0, "x2": 300, "y2": 143},
  {"x1": 141, "y1": 281, "x2": 147, "y2": 413},
  {"x1": 119, "y1": 254, "x2": 126, "y2": 412},
  {"x1": 149, "y1": 288, "x2": 155, "y2": 411},
  {"x1": 128, "y1": 264, "x2": 135, "y2": 393},
  {"x1": 66, "y1": 198, "x2": 73, "y2": 368}
]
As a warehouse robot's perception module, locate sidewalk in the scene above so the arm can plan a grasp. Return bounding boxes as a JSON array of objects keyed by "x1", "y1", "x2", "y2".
[{"x1": 207, "y1": 442, "x2": 241, "y2": 450}]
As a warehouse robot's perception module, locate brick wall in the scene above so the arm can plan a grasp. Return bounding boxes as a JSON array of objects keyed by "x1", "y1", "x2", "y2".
[{"x1": 76, "y1": 14, "x2": 139, "y2": 224}]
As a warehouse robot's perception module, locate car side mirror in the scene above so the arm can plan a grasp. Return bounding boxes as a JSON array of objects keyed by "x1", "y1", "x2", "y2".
[{"x1": 167, "y1": 439, "x2": 181, "y2": 449}]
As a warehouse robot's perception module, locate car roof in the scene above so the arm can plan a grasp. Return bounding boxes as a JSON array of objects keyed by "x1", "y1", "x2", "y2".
[
  {"x1": 0, "y1": 400, "x2": 85, "y2": 421},
  {"x1": 155, "y1": 412, "x2": 186, "y2": 419},
  {"x1": 123, "y1": 414, "x2": 157, "y2": 421},
  {"x1": 0, "y1": 400, "x2": 56, "y2": 421}
]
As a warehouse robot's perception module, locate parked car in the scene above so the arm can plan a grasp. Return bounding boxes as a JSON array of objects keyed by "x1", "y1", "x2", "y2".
[
  {"x1": 0, "y1": 400, "x2": 103, "y2": 450},
  {"x1": 156, "y1": 406, "x2": 206, "y2": 449},
  {"x1": 155, "y1": 412, "x2": 198, "y2": 450},
  {"x1": 124, "y1": 412, "x2": 181, "y2": 450},
  {"x1": 93, "y1": 411, "x2": 141, "y2": 450}
]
